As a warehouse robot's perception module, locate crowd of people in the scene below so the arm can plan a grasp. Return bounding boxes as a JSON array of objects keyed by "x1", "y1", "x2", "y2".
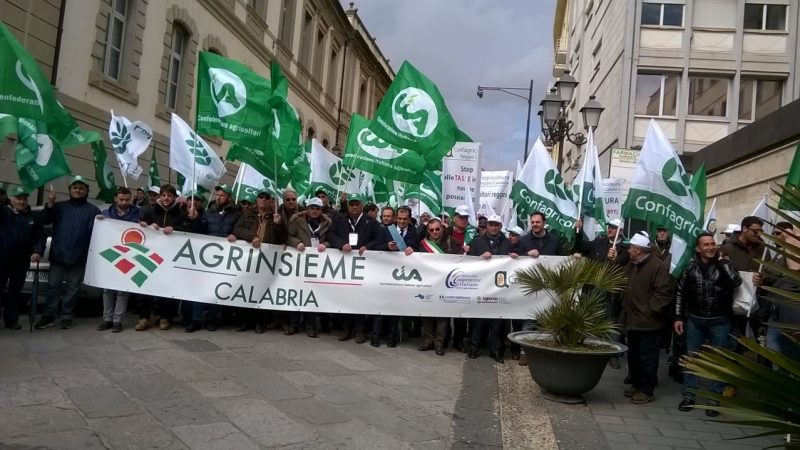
[{"x1": 0, "y1": 179, "x2": 798, "y2": 418}]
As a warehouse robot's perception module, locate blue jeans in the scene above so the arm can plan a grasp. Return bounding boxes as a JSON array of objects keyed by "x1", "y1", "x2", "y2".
[
  {"x1": 41, "y1": 263, "x2": 85, "y2": 321},
  {"x1": 682, "y1": 315, "x2": 731, "y2": 400},
  {"x1": 767, "y1": 326, "x2": 800, "y2": 366}
]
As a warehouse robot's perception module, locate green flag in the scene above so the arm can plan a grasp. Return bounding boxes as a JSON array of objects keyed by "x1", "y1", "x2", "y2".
[
  {"x1": 343, "y1": 113, "x2": 426, "y2": 184},
  {"x1": 368, "y1": 61, "x2": 460, "y2": 167},
  {"x1": 403, "y1": 170, "x2": 443, "y2": 216},
  {"x1": 14, "y1": 117, "x2": 71, "y2": 191},
  {"x1": 779, "y1": 142, "x2": 800, "y2": 210},
  {"x1": 690, "y1": 163, "x2": 707, "y2": 223},
  {"x1": 148, "y1": 147, "x2": 161, "y2": 189},
  {"x1": 621, "y1": 120, "x2": 704, "y2": 277},
  {"x1": 196, "y1": 51, "x2": 272, "y2": 148},
  {"x1": 91, "y1": 140, "x2": 117, "y2": 202}
]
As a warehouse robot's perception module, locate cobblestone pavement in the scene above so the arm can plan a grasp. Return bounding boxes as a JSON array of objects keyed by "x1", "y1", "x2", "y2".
[{"x1": 0, "y1": 317, "x2": 785, "y2": 449}]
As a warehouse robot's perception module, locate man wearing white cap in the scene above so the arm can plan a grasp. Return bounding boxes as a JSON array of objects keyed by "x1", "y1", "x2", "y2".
[
  {"x1": 621, "y1": 231, "x2": 674, "y2": 404},
  {"x1": 466, "y1": 214, "x2": 517, "y2": 363},
  {"x1": 719, "y1": 223, "x2": 740, "y2": 245}
]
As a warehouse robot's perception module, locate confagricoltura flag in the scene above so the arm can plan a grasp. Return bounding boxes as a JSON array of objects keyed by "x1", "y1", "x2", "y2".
[{"x1": 621, "y1": 119, "x2": 705, "y2": 277}]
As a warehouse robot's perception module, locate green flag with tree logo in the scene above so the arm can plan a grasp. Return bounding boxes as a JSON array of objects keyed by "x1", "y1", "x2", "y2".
[
  {"x1": 196, "y1": 51, "x2": 272, "y2": 149},
  {"x1": 621, "y1": 120, "x2": 705, "y2": 277},
  {"x1": 368, "y1": 61, "x2": 460, "y2": 168},
  {"x1": 343, "y1": 113, "x2": 426, "y2": 184}
]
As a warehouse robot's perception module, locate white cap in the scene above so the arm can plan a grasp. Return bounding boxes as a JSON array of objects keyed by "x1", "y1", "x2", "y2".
[
  {"x1": 487, "y1": 214, "x2": 503, "y2": 224},
  {"x1": 629, "y1": 231, "x2": 651, "y2": 248},
  {"x1": 454, "y1": 205, "x2": 470, "y2": 217},
  {"x1": 607, "y1": 218, "x2": 623, "y2": 229},
  {"x1": 722, "y1": 224, "x2": 741, "y2": 234},
  {"x1": 507, "y1": 226, "x2": 524, "y2": 236},
  {"x1": 440, "y1": 211, "x2": 451, "y2": 218},
  {"x1": 148, "y1": 186, "x2": 161, "y2": 194},
  {"x1": 305, "y1": 197, "x2": 323, "y2": 208}
]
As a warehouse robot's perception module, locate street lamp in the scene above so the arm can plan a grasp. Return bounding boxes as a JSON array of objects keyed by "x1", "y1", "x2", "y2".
[
  {"x1": 539, "y1": 70, "x2": 604, "y2": 172},
  {"x1": 476, "y1": 79, "x2": 534, "y2": 161}
]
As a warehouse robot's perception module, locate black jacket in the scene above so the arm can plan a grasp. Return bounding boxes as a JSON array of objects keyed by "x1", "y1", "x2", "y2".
[
  {"x1": 0, "y1": 204, "x2": 46, "y2": 263},
  {"x1": 200, "y1": 202, "x2": 241, "y2": 238},
  {"x1": 468, "y1": 232, "x2": 513, "y2": 256},
  {"x1": 141, "y1": 200, "x2": 190, "y2": 230},
  {"x1": 674, "y1": 255, "x2": 742, "y2": 320},
  {"x1": 41, "y1": 197, "x2": 100, "y2": 266},
  {"x1": 384, "y1": 224, "x2": 420, "y2": 251},
  {"x1": 584, "y1": 236, "x2": 629, "y2": 267},
  {"x1": 328, "y1": 213, "x2": 386, "y2": 250},
  {"x1": 514, "y1": 230, "x2": 561, "y2": 256}
]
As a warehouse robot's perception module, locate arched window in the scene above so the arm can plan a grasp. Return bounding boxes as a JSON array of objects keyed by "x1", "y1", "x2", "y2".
[
  {"x1": 358, "y1": 82, "x2": 367, "y2": 115},
  {"x1": 165, "y1": 24, "x2": 187, "y2": 111},
  {"x1": 307, "y1": 127, "x2": 316, "y2": 140}
]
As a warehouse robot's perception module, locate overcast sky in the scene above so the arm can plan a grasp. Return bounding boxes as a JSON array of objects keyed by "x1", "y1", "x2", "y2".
[{"x1": 346, "y1": 0, "x2": 557, "y2": 172}]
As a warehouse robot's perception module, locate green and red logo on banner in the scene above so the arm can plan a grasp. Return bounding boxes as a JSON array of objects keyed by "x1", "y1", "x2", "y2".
[{"x1": 99, "y1": 229, "x2": 164, "y2": 287}]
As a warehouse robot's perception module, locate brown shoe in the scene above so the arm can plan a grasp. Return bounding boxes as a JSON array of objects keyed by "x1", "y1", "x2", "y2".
[
  {"x1": 355, "y1": 332, "x2": 366, "y2": 344},
  {"x1": 159, "y1": 318, "x2": 170, "y2": 331},
  {"x1": 518, "y1": 354, "x2": 528, "y2": 366},
  {"x1": 624, "y1": 385, "x2": 639, "y2": 397},
  {"x1": 134, "y1": 319, "x2": 151, "y2": 331},
  {"x1": 630, "y1": 392, "x2": 653, "y2": 404}
]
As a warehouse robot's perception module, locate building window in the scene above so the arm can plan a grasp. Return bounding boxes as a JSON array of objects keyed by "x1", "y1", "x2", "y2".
[
  {"x1": 327, "y1": 44, "x2": 340, "y2": 95},
  {"x1": 358, "y1": 82, "x2": 367, "y2": 115},
  {"x1": 688, "y1": 76, "x2": 728, "y2": 117},
  {"x1": 103, "y1": 0, "x2": 127, "y2": 80},
  {"x1": 641, "y1": 2, "x2": 683, "y2": 27},
  {"x1": 278, "y1": 0, "x2": 295, "y2": 47},
  {"x1": 744, "y1": 4, "x2": 787, "y2": 31},
  {"x1": 299, "y1": 10, "x2": 314, "y2": 69},
  {"x1": 635, "y1": 73, "x2": 679, "y2": 116},
  {"x1": 307, "y1": 127, "x2": 316, "y2": 140},
  {"x1": 739, "y1": 79, "x2": 783, "y2": 121},
  {"x1": 322, "y1": 138, "x2": 329, "y2": 148},
  {"x1": 249, "y1": 0, "x2": 268, "y2": 20},
  {"x1": 313, "y1": 27, "x2": 326, "y2": 81},
  {"x1": 166, "y1": 26, "x2": 186, "y2": 111}
]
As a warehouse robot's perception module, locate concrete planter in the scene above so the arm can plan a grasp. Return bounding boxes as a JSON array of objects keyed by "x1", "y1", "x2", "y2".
[{"x1": 507, "y1": 331, "x2": 627, "y2": 402}]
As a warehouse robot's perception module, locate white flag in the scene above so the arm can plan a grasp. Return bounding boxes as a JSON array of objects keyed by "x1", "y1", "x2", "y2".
[
  {"x1": 572, "y1": 128, "x2": 606, "y2": 240},
  {"x1": 232, "y1": 162, "x2": 282, "y2": 203},
  {"x1": 109, "y1": 109, "x2": 153, "y2": 180},
  {"x1": 750, "y1": 193, "x2": 774, "y2": 234},
  {"x1": 169, "y1": 113, "x2": 225, "y2": 190},
  {"x1": 465, "y1": 185, "x2": 478, "y2": 227},
  {"x1": 704, "y1": 198, "x2": 717, "y2": 233},
  {"x1": 510, "y1": 138, "x2": 579, "y2": 240},
  {"x1": 309, "y1": 139, "x2": 370, "y2": 196}
]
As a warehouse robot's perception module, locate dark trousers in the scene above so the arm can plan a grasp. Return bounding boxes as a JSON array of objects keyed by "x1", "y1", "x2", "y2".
[
  {"x1": 303, "y1": 313, "x2": 321, "y2": 331},
  {"x1": 0, "y1": 260, "x2": 27, "y2": 326},
  {"x1": 627, "y1": 329, "x2": 663, "y2": 395},
  {"x1": 372, "y1": 316, "x2": 399, "y2": 342},
  {"x1": 421, "y1": 317, "x2": 448, "y2": 348},
  {"x1": 508, "y1": 319, "x2": 535, "y2": 355},
  {"x1": 41, "y1": 262, "x2": 84, "y2": 320},
  {"x1": 451, "y1": 318, "x2": 467, "y2": 348},
  {"x1": 683, "y1": 315, "x2": 731, "y2": 400},
  {"x1": 192, "y1": 302, "x2": 221, "y2": 324},
  {"x1": 340, "y1": 314, "x2": 365, "y2": 333},
  {"x1": 139, "y1": 296, "x2": 177, "y2": 322},
  {"x1": 469, "y1": 318, "x2": 505, "y2": 356}
]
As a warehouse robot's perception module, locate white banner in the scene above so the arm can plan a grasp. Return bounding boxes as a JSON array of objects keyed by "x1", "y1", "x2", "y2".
[
  {"x1": 85, "y1": 219, "x2": 563, "y2": 319},
  {"x1": 479, "y1": 170, "x2": 514, "y2": 223},
  {"x1": 442, "y1": 142, "x2": 481, "y2": 212},
  {"x1": 601, "y1": 178, "x2": 624, "y2": 221}
]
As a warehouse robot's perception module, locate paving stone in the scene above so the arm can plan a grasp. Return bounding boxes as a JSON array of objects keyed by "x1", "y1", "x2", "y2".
[
  {"x1": 145, "y1": 396, "x2": 226, "y2": 427},
  {"x1": 407, "y1": 439, "x2": 449, "y2": 449},
  {"x1": 223, "y1": 365, "x2": 311, "y2": 400},
  {"x1": 213, "y1": 397, "x2": 318, "y2": 447},
  {"x1": 66, "y1": 386, "x2": 142, "y2": 418},
  {"x1": 61, "y1": 330, "x2": 115, "y2": 348},
  {"x1": 594, "y1": 414, "x2": 625, "y2": 424},
  {"x1": 305, "y1": 383, "x2": 365, "y2": 405},
  {"x1": 0, "y1": 356, "x2": 47, "y2": 381},
  {"x1": 51, "y1": 368, "x2": 112, "y2": 389},
  {"x1": 144, "y1": 349, "x2": 225, "y2": 382},
  {"x1": 294, "y1": 359, "x2": 356, "y2": 377},
  {"x1": 635, "y1": 434, "x2": 704, "y2": 448},
  {"x1": 277, "y1": 369, "x2": 331, "y2": 387},
  {"x1": 172, "y1": 422, "x2": 260, "y2": 450},
  {"x1": 0, "y1": 378, "x2": 66, "y2": 407},
  {"x1": 658, "y1": 426, "x2": 722, "y2": 442},
  {"x1": 451, "y1": 407, "x2": 503, "y2": 447},
  {"x1": 88, "y1": 414, "x2": 184, "y2": 449},
  {"x1": 192, "y1": 349, "x2": 247, "y2": 368},
  {"x1": 116, "y1": 372, "x2": 196, "y2": 402},
  {"x1": 1, "y1": 428, "x2": 107, "y2": 449},
  {"x1": 622, "y1": 416, "x2": 685, "y2": 430},
  {"x1": 187, "y1": 379, "x2": 249, "y2": 398},
  {"x1": 603, "y1": 431, "x2": 636, "y2": 443},
  {"x1": 598, "y1": 421, "x2": 661, "y2": 435},
  {"x1": 273, "y1": 397, "x2": 351, "y2": 425},
  {"x1": 20, "y1": 334, "x2": 72, "y2": 353},
  {"x1": 313, "y1": 419, "x2": 406, "y2": 450},
  {"x1": 339, "y1": 402, "x2": 442, "y2": 442},
  {"x1": 403, "y1": 414, "x2": 454, "y2": 438},
  {"x1": 34, "y1": 349, "x2": 94, "y2": 370},
  {"x1": 390, "y1": 384, "x2": 451, "y2": 402},
  {"x1": 318, "y1": 349, "x2": 382, "y2": 371},
  {"x1": 170, "y1": 338, "x2": 223, "y2": 352},
  {"x1": 0, "y1": 405, "x2": 87, "y2": 438},
  {"x1": 114, "y1": 332, "x2": 174, "y2": 351}
]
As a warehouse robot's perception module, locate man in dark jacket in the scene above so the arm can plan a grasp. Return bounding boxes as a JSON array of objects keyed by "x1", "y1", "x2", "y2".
[
  {"x1": 35, "y1": 176, "x2": 101, "y2": 330},
  {"x1": 372, "y1": 206, "x2": 418, "y2": 348},
  {"x1": 674, "y1": 232, "x2": 741, "y2": 415},
  {"x1": 1, "y1": 187, "x2": 45, "y2": 330},
  {"x1": 186, "y1": 184, "x2": 241, "y2": 332},
  {"x1": 138, "y1": 184, "x2": 191, "y2": 331},
  {"x1": 95, "y1": 187, "x2": 141, "y2": 333},
  {"x1": 622, "y1": 232, "x2": 674, "y2": 404},
  {"x1": 275, "y1": 189, "x2": 302, "y2": 244},
  {"x1": 467, "y1": 215, "x2": 517, "y2": 363},
  {"x1": 514, "y1": 212, "x2": 561, "y2": 257},
  {"x1": 287, "y1": 197, "x2": 332, "y2": 337},
  {"x1": 328, "y1": 193, "x2": 386, "y2": 343},
  {"x1": 419, "y1": 218, "x2": 462, "y2": 355}
]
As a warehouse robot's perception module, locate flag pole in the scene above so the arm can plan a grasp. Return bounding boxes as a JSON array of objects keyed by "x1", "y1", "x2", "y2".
[
  {"x1": 757, "y1": 182, "x2": 772, "y2": 273},
  {"x1": 234, "y1": 163, "x2": 244, "y2": 204}
]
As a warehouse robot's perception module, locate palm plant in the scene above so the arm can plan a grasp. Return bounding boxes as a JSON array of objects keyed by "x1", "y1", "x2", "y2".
[
  {"x1": 514, "y1": 257, "x2": 628, "y2": 349},
  {"x1": 682, "y1": 184, "x2": 800, "y2": 445}
]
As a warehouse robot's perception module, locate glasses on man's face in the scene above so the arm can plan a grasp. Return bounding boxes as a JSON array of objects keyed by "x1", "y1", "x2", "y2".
[
  {"x1": 285, "y1": 198, "x2": 297, "y2": 202},
  {"x1": 749, "y1": 227, "x2": 763, "y2": 234},
  {"x1": 428, "y1": 228, "x2": 441, "y2": 233}
]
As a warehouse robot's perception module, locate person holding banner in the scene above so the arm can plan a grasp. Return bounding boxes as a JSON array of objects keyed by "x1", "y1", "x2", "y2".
[
  {"x1": 328, "y1": 194, "x2": 386, "y2": 343},
  {"x1": 514, "y1": 212, "x2": 561, "y2": 258},
  {"x1": 231, "y1": 189, "x2": 281, "y2": 334},
  {"x1": 35, "y1": 176, "x2": 101, "y2": 330},
  {"x1": 136, "y1": 185, "x2": 194, "y2": 331},
  {"x1": 419, "y1": 218, "x2": 462, "y2": 356},
  {"x1": 380, "y1": 206, "x2": 395, "y2": 229},
  {"x1": 447, "y1": 205, "x2": 477, "y2": 352},
  {"x1": 0, "y1": 186, "x2": 45, "y2": 330},
  {"x1": 287, "y1": 197, "x2": 332, "y2": 338},
  {"x1": 467, "y1": 215, "x2": 517, "y2": 363},
  {"x1": 95, "y1": 187, "x2": 140, "y2": 333},
  {"x1": 373, "y1": 206, "x2": 419, "y2": 348}
]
